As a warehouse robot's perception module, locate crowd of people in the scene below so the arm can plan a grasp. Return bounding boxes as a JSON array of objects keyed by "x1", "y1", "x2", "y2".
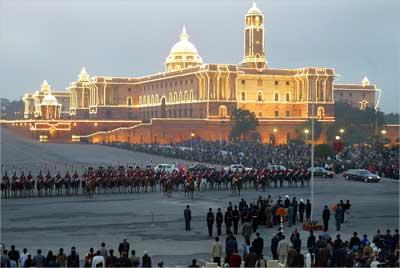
[
  {"x1": 109, "y1": 140, "x2": 399, "y2": 179},
  {"x1": 0, "y1": 240, "x2": 154, "y2": 268}
]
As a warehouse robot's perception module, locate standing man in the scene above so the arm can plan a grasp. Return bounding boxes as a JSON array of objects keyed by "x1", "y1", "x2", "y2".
[
  {"x1": 242, "y1": 221, "x2": 252, "y2": 242},
  {"x1": 118, "y1": 239, "x2": 130, "y2": 257},
  {"x1": 224, "y1": 208, "x2": 233, "y2": 235},
  {"x1": 306, "y1": 199, "x2": 312, "y2": 221},
  {"x1": 216, "y1": 208, "x2": 224, "y2": 236},
  {"x1": 277, "y1": 235, "x2": 290, "y2": 265},
  {"x1": 287, "y1": 205, "x2": 294, "y2": 227},
  {"x1": 335, "y1": 204, "x2": 344, "y2": 231},
  {"x1": 211, "y1": 237, "x2": 222, "y2": 267},
  {"x1": 322, "y1": 205, "x2": 330, "y2": 232},
  {"x1": 298, "y1": 199, "x2": 305, "y2": 223},
  {"x1": 252, "y1": 232, "x2": 264, "y2": 258},
  {"x1": 344, "y1": 200, "x2": 351, "y2": 222},
  {"x1": 184, "y1": 205, "x2": 192, "y2": 231},
  {"x1": 232, "y1": 206, "x2": 240, "y2": 235},
  {"x1": 207, "y1": 208, "x2": 215, "y2": 237}
]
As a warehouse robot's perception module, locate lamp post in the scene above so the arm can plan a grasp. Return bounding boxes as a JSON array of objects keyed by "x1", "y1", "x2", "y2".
[
  {"x1": 190, "y1": 132, "x2": 195, "y2": 149},
  {"x1": 304, "y1": 129, "x2": 309, "y2": 141}
]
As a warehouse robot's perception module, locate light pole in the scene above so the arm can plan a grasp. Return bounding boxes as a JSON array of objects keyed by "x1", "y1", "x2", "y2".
[
  {"x1": 304, "y1": 129, "x2": 309, "y2": 141},
  {"x1": 190, "y1": 132, "x2": 195, "y2": 150}
]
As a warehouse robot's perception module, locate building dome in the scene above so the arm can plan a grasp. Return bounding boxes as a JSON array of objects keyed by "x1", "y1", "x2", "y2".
[
  {"x1": 165, "y1": 26, "x2": 203, "y2": 72},
  {"x1": 41, "y1": 92, "x2": 60, "y2": 106},
  {"x1": 247, "y1": 2, "x2": 263, "y2": 15}
]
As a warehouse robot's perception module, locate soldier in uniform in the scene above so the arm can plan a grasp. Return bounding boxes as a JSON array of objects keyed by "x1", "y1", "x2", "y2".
[
  {"x1": 224, "y1": 208, "x2": 233, "y2": 235},
  {"x1": 216, "y1": 208, "x2": 224, "y2": 236},
  {"x1": 184, "y1": 205, "x2": 192, "y2": 231},
  {"x1": 207, "y1": 208, "x2": 215, "y2": 237},
  {"x1": 232, "y1": 206, "x2": 240, "y2": 235}
]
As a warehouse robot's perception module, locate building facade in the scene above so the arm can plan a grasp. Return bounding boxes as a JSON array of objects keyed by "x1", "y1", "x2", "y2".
[
  {"x1": 17, "y1": 3, "x2": 381, "y2": 144},
  {"x1": 334, "y1": 76, "x2": 380, "y2": 110}
]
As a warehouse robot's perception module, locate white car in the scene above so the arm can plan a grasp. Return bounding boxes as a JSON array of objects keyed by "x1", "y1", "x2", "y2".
[
  {"x1": 154, "y1": 164, "x2": 179, "y2": 173},
  {"x1": 224, "y1": 164, "x2": 252, "y2": 172}
]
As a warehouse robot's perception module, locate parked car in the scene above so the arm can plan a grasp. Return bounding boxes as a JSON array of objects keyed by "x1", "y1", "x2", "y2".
[
  {"x1": 267, "y1": 164, "x2": 286, "y2": 171},
  {"x1": 307, "y1": 167, "x2": 335, "y2": 178},
  {"x1": 188, "y1": 163, "x2": 213, "y2": 172},
  {"x1": 154, "y1": 164, "x2": 179, "y2": 173},
  {"x1": 342, "y1": 169, "x2": 381, "y2": 183},
  {"x1": 224, "y1": 164, "x2": 252, "y2": 172}
]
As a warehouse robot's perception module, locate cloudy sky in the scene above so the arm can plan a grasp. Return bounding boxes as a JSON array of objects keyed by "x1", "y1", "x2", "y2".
[{"x1": 0, "y1": 0, "x2": 398, "y2": 112}]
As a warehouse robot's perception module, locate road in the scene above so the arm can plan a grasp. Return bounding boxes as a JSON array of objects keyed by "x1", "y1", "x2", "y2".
[{"x1": 1, "y1": 127, "x2": 399, "y2": 266}]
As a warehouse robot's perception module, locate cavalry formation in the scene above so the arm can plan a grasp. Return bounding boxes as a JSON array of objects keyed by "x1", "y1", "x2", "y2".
[{"x1": 1, "y1": 165, "x2": 311, "y2": 199}]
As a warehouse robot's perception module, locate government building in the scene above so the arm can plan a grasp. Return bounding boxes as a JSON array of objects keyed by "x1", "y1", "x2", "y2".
[{"x1": 15, "y1": 3, "x2": 380, "y2": 144}]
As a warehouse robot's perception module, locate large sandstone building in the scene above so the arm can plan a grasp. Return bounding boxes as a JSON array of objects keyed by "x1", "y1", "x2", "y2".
[{"x1": 18, "y1": 3, "x2": 380, "y2": 144}]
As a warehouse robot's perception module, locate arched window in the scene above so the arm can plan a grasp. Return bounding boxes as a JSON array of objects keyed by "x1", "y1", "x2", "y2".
[
  {"x1": 257, "y1": 91, "x2": 263, "y2": 102},
  {"x1": 285, "y1": 92, "x2": 290, "y2": 102},
  {"x1": 241, "y1": 92, "x2": 246, "y2": 101},
  {"x1": 219, "y1": 105, "x2": 228, "y2": 118},
  {"x1": 179, "y1": 91, "x2": 182, "y2": 102},
  {"x1": 317, "y1": 106, "x2": 325, "y2": 119},
  {"x1": 139, "y1": 96, "x2": 142, "y2": 105},
  {"x1": 147, "y1": 95, "x2": 150, "y2": 105},
  {"x1": 127, "y1": 97, "x2": 132, "y2": 106},
  {"x1": 360, "y1": 100, "x2": 368, "y2": 110},
  {"x1": 169, "y1": 93, "x2": 172, "y2": 103},
  {"x1": 189, "y1": 90, "x2": 193, "y2": 101},
  {"x1": 155, "y1": 94, "x2": 159, "y2": 104},
  {"x1": 174, "y1": 92, "x2": 177, "y2": 103},
  {"x1": 274, "y1": 92, "x2": 279, "y2": 101},
  {"x1": 184, "y1": 91, "x2": 188, "y2": 101},
  {"x1": 151, "y1": 95, "x2": 154, "y2": 104}
]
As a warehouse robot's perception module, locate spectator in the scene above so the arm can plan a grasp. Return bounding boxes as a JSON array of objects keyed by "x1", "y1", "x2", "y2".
[
  {"x1": 91, "y1": 251, "x2": 105, "y2": 268},
  {"x1": 33, "y1": 249, "x2": 45, "y2": 268},
  {"x1": 98, "y1": 243, "x2": 107, "y2": 260},
  {"x1": 56, "y1": 248, "x2": 67, "y2": 268},
  {"x1": 106, "y1": 249, "x2": 118, "y2": 267},
  {"x1": 211, "y1": 237, "x2": 222, "y2": 267},
  {"x1": 67, "y1": 247, "x2": 79, "y2": 268},
  {"x1": 142, "y1": 251, "x2": 151, "y2": 268}
]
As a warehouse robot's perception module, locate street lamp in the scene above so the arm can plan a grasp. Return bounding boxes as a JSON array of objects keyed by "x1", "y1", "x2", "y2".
[
  {"x1": 335, "y1": 135, "x2": 341, "y2": 141},
  {"x1": 381, "y1": 129, "x2": 387, "y2": 135},
  {"x1": 273, "y1": 128, "x2": 278, "y2": 133},
  {"x1": 339, "y1": 129, "x2": 344, "y2": 134},
  {"x1": 304, "y1": 129, "x2": 309, "y2": 140}
]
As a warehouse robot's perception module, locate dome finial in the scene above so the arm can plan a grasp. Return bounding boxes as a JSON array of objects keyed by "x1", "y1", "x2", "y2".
[
  {"x1": 41, "y1": 80, "x2": 51, "y2": 93},
  {"x1": 252, "y1": 2, "x2": 257, "y2": 9},
  {"x1": 78, "y1": 66, "x2": 89, "y2": 82},
  {"x1": 362, "y1": 76, "x2": 370, "y2": 86},
  {"x1": 180, "y1": 26, "x2": 189, "y2": 41}
]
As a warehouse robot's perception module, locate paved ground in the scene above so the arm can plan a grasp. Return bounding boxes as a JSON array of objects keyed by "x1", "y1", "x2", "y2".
[{"x1": 1, "y1": 128, "x2": 399, "y2": 266}]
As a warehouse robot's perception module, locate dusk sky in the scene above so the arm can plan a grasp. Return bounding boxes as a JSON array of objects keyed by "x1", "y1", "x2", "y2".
[{"x1": 0, "y1": 0, "x2": 398, "y2": 113}]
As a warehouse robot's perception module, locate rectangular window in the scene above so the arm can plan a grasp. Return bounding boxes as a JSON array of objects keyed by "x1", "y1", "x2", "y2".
[
  {"x1": 257, "y1": 80, "x2": 263, "y2": 86},
  {"x1": 275, "y1": 81, "x2": 279, "y2": 86},
  {"x1": 286, "y1": 81, "x2": 289, "y2": 86},
  {"x1": 349, "y1": 93, "x2": 353, "y2": 97},
  {"x1": 241, "y1": 80, "x2": 245, "y2": 85},
  {"x1": 275, "y1": 111, "x2": 279, "y2": 117},
  {"x1": 286, "y1": 111, "x2": 290, "y2": 117}
]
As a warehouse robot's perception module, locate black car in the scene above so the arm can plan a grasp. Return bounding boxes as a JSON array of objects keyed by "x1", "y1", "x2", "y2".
[
  {"x1": 307, "y1": 167, "x2": 335, "y2": 178},
  {"x1": 342, "y1": 169, "x2": 381, "y2": 183},
  {"x1": 188, "y1": 163, "x2": 213, "y2": 172}
]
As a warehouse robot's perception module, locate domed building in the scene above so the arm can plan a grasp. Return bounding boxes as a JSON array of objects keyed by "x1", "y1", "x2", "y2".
[
  {"x1": 22, "y1": 80, "x2": 70, "y2": 119},
  {"x1": 17, "y1": 2, "x2": 381, "y2": 144},
  {"x1": 165, "y1": 27, "x2": 203, "y2": 72},
  {"x1": 40, "y1": 92, "x2": 61, "y2": 119}
]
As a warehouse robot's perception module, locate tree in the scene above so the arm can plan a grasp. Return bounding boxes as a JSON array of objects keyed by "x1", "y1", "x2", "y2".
[
  {"x1": 315, "y1": 144, "x2": 334, "y2": 158},
  {"x1": 327, "y1": 102, "x2": 385, "y2": 144},
  {"x1": 0, "y1": 98, "x2": 24, "y2": 119},
  {"x1": 295, "y1": 120, "x2": 322, "y2": 141},
  {"x1": 230, "y1": 108, "x2": 259, "y2": 141}
]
